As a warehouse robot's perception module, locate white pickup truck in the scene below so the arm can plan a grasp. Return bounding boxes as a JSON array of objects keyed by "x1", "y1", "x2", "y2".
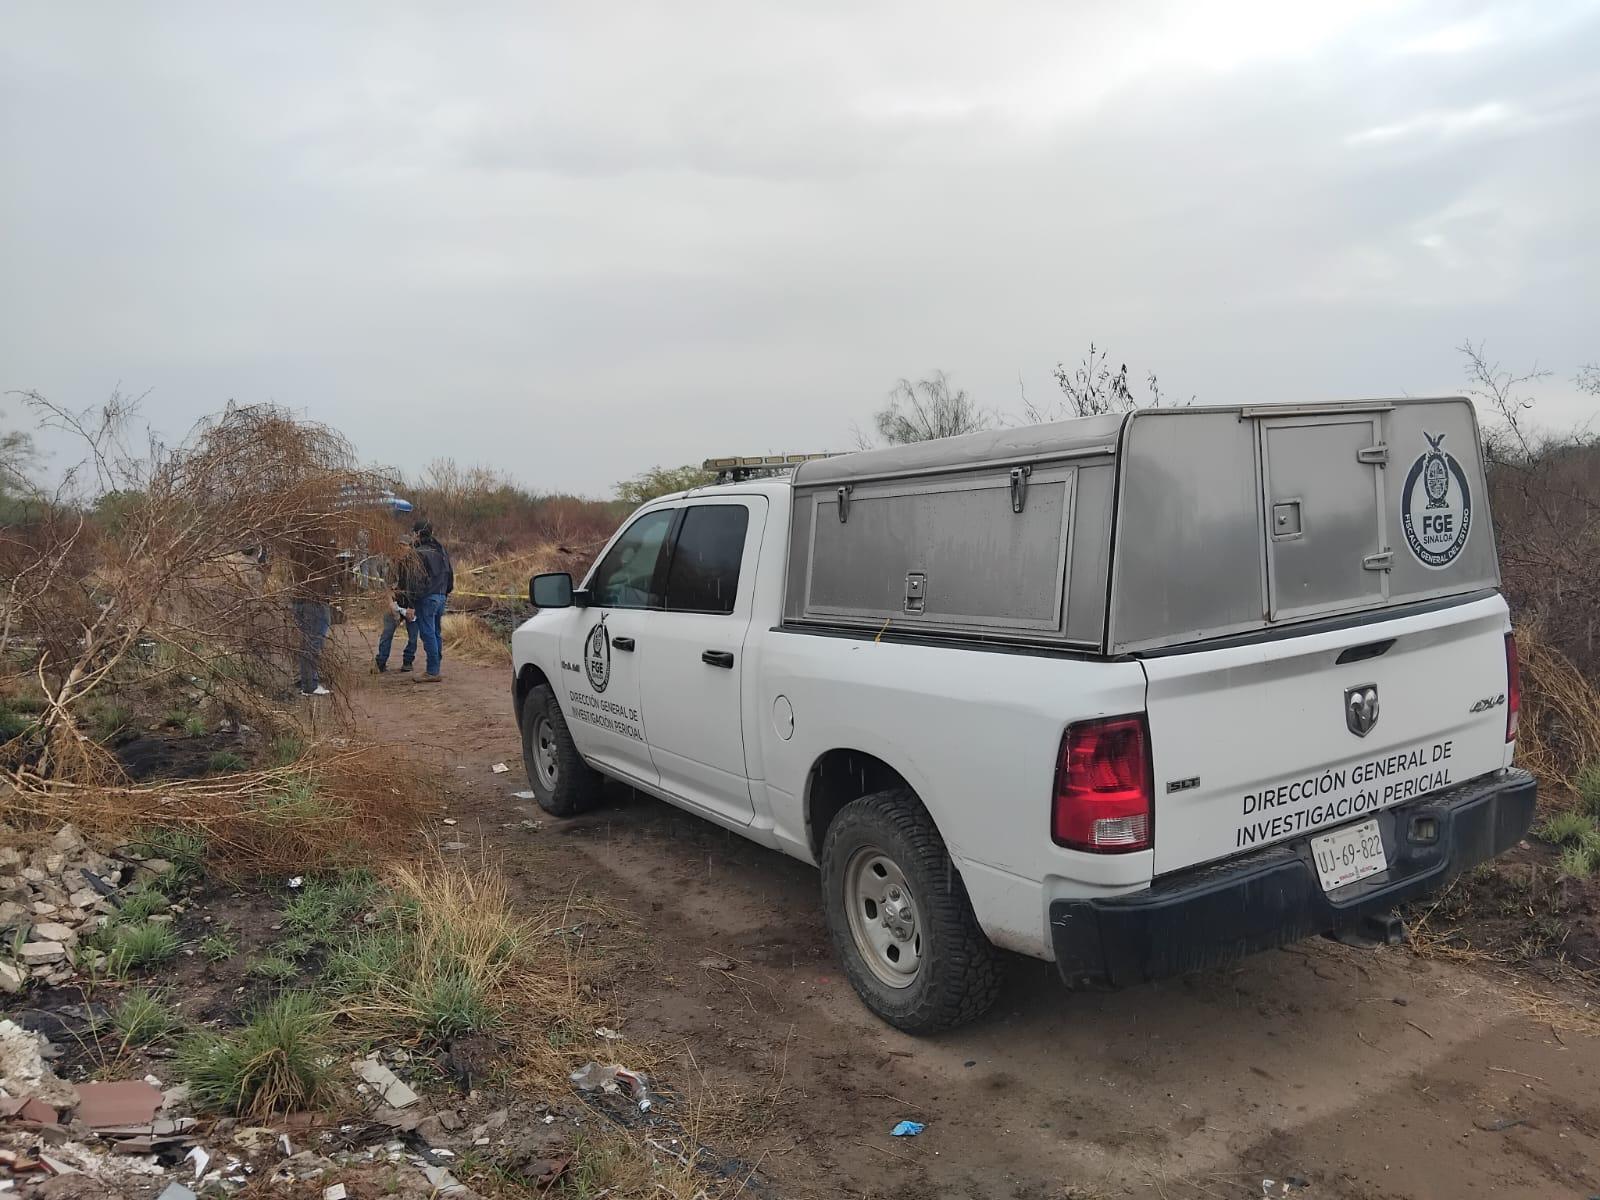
[{"x1": 512, "y1": 399, "x2": 1533, "y2": 1032}]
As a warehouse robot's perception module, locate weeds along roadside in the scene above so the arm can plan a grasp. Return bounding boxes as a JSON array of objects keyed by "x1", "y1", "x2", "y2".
[
  {"x1": 1, "y1": 740, "x2": 436, "y2": 877},
  {"x1": 2, "y1": 733, "x2": 757, "y2": 1194},
  {"x1": 96, "y1": 845, "x2": 743, "y2": 1197}
]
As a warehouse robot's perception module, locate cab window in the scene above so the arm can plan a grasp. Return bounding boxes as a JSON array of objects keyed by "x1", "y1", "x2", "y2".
[
  {"x1": 589, "y1": 509, "x2": 674, "y2": 609},
  {"x1": 664, "y1": 504, "x2": 750, "y2": 615}
]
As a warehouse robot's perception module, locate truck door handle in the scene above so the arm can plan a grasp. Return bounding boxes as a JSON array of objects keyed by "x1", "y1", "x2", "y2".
[
  {"x1": 701, "y1": 650, "x2": 735, "y2": 669},
  {"x1": 611, "y1": 636, "x2": 635, "y2": 652}
]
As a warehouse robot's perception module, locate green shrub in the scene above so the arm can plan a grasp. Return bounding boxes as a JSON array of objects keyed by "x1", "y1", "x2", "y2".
[
  {"x1": 1577, "y1": 763, "x2": 1600, "y2": 820},
  {"x1": 113, "y1": 886, "x2": 170, "y2": 925},
  {"x1": 175, "y1": 993, "x2": 338, "y2": 1118},
  {"x1": 86, "y1": 701, "x2": 133, "y2": 743},
  {"x1": 199, "y1": 933, "x2": 238, "y2": 963},
  {"x1": 1557, "y1": 843, "x2": 1597, "y2": 881},
  {"x1": 274, "y1": 935, "x2": 317, "y2": 962},
  {"x1": 408, "y1": 968, "x2": 497, "y2": 1039},
  {"x1": 1538, "y1": 809, "x2": 1597, "y2": 847},
  {"x1": 113, "y1": 990, "x2": 180, "y2": 1046},
  {"x1": 182, "y1": 715, "x2": 207, "y2": 737},
  {"x1": 107, "y1": 922, "x2": 180, "y2": 975},
  {"x1": 207, "y1": 750, "x2": 247, "y2": 773},
  {"x1": 0, "y1": 703, "x2": 32, "y2": 740},
  {"x1": 249, "y1": 955, "x2": 299, "y2": 984},
  {"x1": 324, "y1": 929, "x2": 410, "y2": 993},
  {"x1": 128, "y1": 827, "x2": 207, "y2": 883},
  {"x1": 269, "y1": 734, "x2": 306, "y2": 767},
  {"x1": 282, "y1": 871, "x2": 378, "y2": 946}
]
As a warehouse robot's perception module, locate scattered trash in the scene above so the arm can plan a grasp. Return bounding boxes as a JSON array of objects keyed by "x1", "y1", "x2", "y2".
[
  {"x1": 697, "y1": 956, "x2": 735, "y2": 972},
  {"x1": 156, "y1": 1185, "x2": 198, "y2": 1200},
  {"x1": 287, "y1": 876, "x2": 304, "y2": 889},
  {"x1": 594, "y1": 1027, "x2": 623, "y2": 1041},
  {"x1": 490, "y1": 762, "x2": 510, "y2": 774},
  {"x1": 442, "y1": 818, "x2": 457, "y2": 826},
  {"x1": 1473, "y1": 1115, "x2": 1527, "y2": 1132},
  {"x1": 422, "y1": 1163, "x2": 469, "y2": 1193},
  {"x1": 0, "y1": 1096, "x2": 58, "y2": 1124},
  {"x1": 76, "y1": 1079, "x2": 164, "y2": 1128},
  {"x1": 0, "y1": 1020, "x2": 77, "y2": 1108},
  {"x1": 1261, "y1": 1179, "x2": 1310, "y2": 1197},
  {"x1": 187, "y1": 1146, "x2": 210, "y2": 1180},
  {"x1": 570, "y1": 1061, "x2": 657, "y2": 1111},
  {"x1": 891, "y1": 1120, "x2": 925, "y2": 1137},
  {"x1": 513, "y1": 790, "x2": 537, "y2": 800},
  {"x1": 324, "y1": 1186, "x2": 348, "y2": 1200},
  {"x1": 353, "y1": 1055, "x2": 420, "y2": 1109}
]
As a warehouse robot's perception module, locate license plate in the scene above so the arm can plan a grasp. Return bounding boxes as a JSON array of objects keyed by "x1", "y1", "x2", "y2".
[{"x1": 1311, "y1": 819, "x2": 1387, "y2": 892}]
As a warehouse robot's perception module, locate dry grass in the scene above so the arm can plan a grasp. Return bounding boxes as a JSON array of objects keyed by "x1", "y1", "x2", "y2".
[
  {"x1": 1516, "y1": 622, "x2": 1600, "y2": 795},
  {"x1": 457, "y1": 541, "x2": 577, "y2": 599},
  {"x1": 442, "y1": 611, "x2": 509, "y2": 667},
  {"x1": 0, "y1": 741, "x2": 439, "y2": 876}
]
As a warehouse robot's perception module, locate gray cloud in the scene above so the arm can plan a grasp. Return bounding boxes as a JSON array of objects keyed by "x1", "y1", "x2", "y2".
[{"x1": 3, "y1": 0, "x2": 1597, "y2": 494}]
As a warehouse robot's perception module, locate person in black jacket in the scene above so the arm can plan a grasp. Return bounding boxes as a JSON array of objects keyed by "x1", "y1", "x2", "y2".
[
  {"x1": 374, "y1": 537, "x2": 421, "y2": 673},
  {"x1": 410, "y1": 521, "x2": 454, "y2": 683}
]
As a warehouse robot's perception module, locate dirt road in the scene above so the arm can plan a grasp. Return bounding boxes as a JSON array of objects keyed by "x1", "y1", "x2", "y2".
[{"x1": 353, "y1": 654, "x2": 1600, "y2": 1200}]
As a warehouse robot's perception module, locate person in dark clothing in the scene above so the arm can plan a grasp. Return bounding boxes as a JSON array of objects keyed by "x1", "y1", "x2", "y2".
[
  {"x1": 410, "y1": 521, "x2": 454, "y2": 682},
  {"x1": 287, "y1": 534, "x2": 339, "y2": 696},
  {"x1": 375, "y1": 537, "x2": 421, "y2": 673}
]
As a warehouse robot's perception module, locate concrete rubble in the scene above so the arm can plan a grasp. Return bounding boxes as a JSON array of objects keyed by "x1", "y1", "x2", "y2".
[
  {"x1": 0, "y1": 824, "x2": 158, "y2": 992},
  {"x1": 0, "y1": 1015, "x2": 508, "y2": 1197},
  {"x1": 0, "y1": 826, "x2": 627, "y2": 1197}
]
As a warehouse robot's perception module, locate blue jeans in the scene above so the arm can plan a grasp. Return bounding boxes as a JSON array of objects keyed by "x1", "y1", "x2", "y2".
[
  {"x1": 377, "y1": 607, "x2": 418, "y2": 669},
  {"x1": 292, "y1": 600, "x2": 330, "y2": 693},
  {"x1": 417, "y1": 593, "x2": 447, "y2": 676}
]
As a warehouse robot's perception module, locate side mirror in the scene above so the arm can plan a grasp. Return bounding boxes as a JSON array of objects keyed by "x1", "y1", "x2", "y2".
[{"x1": 529, "y1": 572, "x2": 573, "y2": 609}]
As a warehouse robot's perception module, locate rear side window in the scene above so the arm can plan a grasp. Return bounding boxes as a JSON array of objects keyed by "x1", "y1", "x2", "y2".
[
  {"x1": 664, "y1": 505, "x2": 750, "y2": 614},
  {"x1": 589, "y1": 509, "x2": 674, "y2": 609}
]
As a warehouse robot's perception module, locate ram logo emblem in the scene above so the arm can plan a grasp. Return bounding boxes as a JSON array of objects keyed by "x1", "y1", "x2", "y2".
[{"x1": 1345, "y1": 684, "x2": 1379, "y2": 738}]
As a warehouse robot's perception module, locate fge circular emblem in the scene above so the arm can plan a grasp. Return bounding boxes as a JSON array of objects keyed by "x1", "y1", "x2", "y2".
[
  {"x1": 1400, "y1": 431, "x2": 1472, "y2": 568},
  {"x1": 584, "y1": 621, "x2": 611, "y2": 693}
]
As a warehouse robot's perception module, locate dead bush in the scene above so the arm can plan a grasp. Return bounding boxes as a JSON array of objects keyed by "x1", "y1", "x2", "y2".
[
  {"x1": 0, "y1": 395, "x2": 402, "y2": 778},
  {"x1": 405, "y1": 458, "x2": 622, "y2": 568},
  {"x1": 0, "y1": 741, "x2": 438, "y2": 876},
  {"x1": 441, "y1": 611, "x2": 508, "y2": 666},
  {"x1": 1516, "y1": 623, "x2": 1600, "y2": 795}
]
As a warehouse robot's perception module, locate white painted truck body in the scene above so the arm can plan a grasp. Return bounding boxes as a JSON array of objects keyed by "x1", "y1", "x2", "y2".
[{"x1": 512, "y1": 400, "x2": 1532, "y2": 1012}]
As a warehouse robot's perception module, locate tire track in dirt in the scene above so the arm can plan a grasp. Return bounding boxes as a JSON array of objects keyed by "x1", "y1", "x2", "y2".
[{"x1": 351, "y1": 654, "x2": 1600, "y2": 1200}]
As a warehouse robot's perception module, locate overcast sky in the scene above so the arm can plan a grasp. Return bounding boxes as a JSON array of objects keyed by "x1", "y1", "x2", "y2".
[{"x1": 3, "y1": 1, "x2": 1597, "y2": 496}]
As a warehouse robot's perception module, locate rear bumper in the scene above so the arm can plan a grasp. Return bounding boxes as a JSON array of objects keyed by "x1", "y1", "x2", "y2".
[{"x1": 1049, "y1": 768, "x2": 1535, "y2": 988}]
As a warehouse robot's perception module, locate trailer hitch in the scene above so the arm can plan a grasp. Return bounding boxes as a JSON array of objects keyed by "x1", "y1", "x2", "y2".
[{"x1": 1327, "y1": 910, "x2": 1407, "y2": 949}]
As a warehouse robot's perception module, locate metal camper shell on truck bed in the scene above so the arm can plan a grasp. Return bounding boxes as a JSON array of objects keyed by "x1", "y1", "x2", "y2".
[{"x1": 783, "y1": 397, "x2": 1498, "y2": 654}]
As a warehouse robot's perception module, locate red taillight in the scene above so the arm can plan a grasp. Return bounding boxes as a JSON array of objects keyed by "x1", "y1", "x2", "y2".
[
  {"x1": 1505, "y1": 631, "x2": 1520, "y2": 743},
  {"x1": 1052, "y1": 715, "x2": 1153, "y2": 853}
]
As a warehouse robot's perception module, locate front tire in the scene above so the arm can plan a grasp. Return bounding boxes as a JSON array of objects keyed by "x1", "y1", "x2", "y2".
[
  {"x1": 820, "y1": 788, "x2": 1003, "y2": 1033},
  {"x1": 520, "y1": 684, "x2": 601, "y2": 817}
]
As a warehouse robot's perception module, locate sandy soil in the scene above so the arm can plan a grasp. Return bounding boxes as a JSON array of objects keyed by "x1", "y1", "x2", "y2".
[{"x1": 352, "y1": 653, "x2": 1600, "y2": 1200}]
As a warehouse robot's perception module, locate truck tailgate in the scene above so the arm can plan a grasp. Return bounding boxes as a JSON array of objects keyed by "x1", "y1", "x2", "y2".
[{"x1": 1142, "y1": 595, "x2": 1513, "y2": 875}]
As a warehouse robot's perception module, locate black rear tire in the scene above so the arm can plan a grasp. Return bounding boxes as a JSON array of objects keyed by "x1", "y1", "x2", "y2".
[
  {"x1": 521, "y1": 683, "x2": 601, "y2": 817},
  {"x1": 820, "y1": 788, "x2": 1004, "y2": 1033}
]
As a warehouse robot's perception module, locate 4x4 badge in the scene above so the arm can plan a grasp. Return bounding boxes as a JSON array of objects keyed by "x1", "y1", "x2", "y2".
[{"x1": 1345, "y1": 684, "x2": 1379, "y2": 737}]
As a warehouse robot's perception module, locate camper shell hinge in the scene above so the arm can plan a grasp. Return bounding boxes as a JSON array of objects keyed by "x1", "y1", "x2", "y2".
[{"x1": 1010, "y1": 465, "x2": 1031, "y2": 513}]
